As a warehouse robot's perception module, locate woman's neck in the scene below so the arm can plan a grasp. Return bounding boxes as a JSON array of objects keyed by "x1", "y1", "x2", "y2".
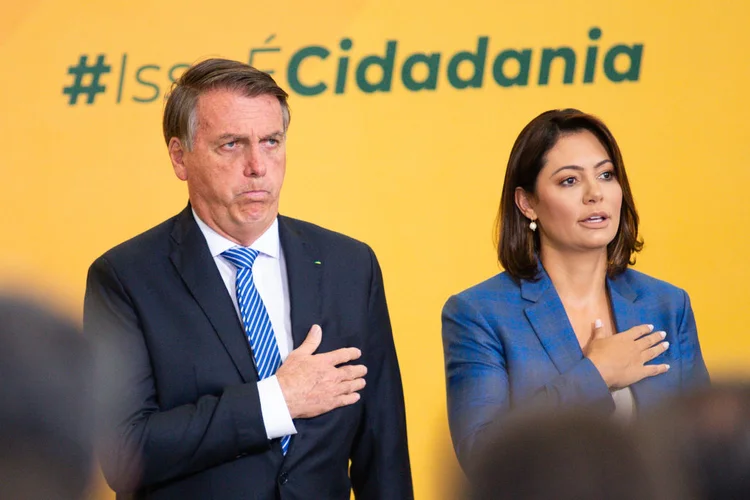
[{"x1": 540, "y1": 246, "x2": 609, "y2": 307}]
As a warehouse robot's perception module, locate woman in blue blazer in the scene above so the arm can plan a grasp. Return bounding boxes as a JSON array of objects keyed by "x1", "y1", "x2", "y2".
[{"x1": 442, "y1": 109, "x2": 710, "y2": 469}]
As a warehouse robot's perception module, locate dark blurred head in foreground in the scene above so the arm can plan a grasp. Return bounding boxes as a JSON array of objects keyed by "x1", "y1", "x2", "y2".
[
  {"x1": 468, "y1": 410, "x2": 667, "y2": 500},
  {"x1": 0, "y1": 295, "x2": 94, "y2": 500},
  {"x1": 639, "y1": 383, "x2": 750, "y2": 500}
]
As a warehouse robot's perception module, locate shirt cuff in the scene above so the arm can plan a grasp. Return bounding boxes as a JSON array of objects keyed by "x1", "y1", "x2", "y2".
[{"x1": 257, "y1": 375, "x2": 297, "y2": 440}]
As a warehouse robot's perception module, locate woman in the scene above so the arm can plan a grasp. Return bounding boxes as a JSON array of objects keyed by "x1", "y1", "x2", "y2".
[{"x1": 442, "y1": 109, "x2": 709, "y2": 470}]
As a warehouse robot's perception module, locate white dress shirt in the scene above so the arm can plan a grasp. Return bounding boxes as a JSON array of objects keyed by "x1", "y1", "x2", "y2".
[{"x1": 192, "y1": 210, "x2": 297, "y2": 439}]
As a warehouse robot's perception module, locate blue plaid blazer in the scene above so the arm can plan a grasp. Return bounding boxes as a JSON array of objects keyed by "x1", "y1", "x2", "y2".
[{"x1": 442, "y1": 267, "x2": 710, "y2": 468}]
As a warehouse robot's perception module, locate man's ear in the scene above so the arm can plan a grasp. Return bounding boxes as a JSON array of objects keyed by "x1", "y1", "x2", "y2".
[
  {"x1": 514, "y1": 187, "x2": 537, "y2": 220},
  {"x1": 168, "y1": 137, "x2": 188, "y2": 181}
]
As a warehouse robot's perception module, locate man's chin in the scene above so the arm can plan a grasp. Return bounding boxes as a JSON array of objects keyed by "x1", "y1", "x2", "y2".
[{"x1": 233, "y1": 207, "x2": 278, "y2": 226}]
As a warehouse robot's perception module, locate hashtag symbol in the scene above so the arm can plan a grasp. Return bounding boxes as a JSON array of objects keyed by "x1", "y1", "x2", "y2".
[{"x1": 63, "y1": 54, "x2": 111, "y2": 105}]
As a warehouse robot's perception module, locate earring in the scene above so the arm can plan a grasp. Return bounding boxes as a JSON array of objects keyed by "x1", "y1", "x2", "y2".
[{"x1": 529, "y1": 219, "x2": 537, "y2": 231}]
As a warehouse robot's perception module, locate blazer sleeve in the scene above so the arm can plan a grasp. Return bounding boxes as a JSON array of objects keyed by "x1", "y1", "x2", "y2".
[
  {"x1": 349, "y1": 247, "x2": 414, "y2": 500},
  {"x1": 84, "y1": 257, "x2": 270, "y2": 493},
  {"x1": 442, "y1": 293, "x2": 510, "y2": 469},
  {"x1": 442, "y1": 294, "x2": 612, "y2": 470},
  {"x1": 677, "y1": 290, "x2": 710, "y2": 389}
]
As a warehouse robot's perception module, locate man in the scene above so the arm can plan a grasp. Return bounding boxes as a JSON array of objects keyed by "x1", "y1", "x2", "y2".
[
  {"x1": 0, "y1": 294, "x2": 94, "y2": 500},
  {"x1": 84, "y1": 58, "x2": 413, "y2": 499}
]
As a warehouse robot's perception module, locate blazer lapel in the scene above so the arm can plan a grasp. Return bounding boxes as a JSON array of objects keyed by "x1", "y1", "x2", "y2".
[
  {"x1": 607, "y1": 273, "x2": 669, "y2": 409},
  {"x1": 169, "y1": 206, "x2": 257, "y2": 383},
  {"x1": 606, "y1": 274, "x2": 639, "y2": 338},
  {"x1": 278, "y1": 216, "x2": 323, "y2": 350},
  {"x1": 522, "y1": 270, "x2": 584, "y2": 374}
]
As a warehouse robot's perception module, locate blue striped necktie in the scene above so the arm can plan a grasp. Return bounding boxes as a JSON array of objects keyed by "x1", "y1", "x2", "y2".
[{"x1": 221, "y1": 246, "x2": 291, "y2": 455}]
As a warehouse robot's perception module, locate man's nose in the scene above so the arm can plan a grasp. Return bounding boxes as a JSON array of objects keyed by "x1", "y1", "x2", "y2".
[{"x1": 243, "y1": 147, "x2": 266, "y2": 177}]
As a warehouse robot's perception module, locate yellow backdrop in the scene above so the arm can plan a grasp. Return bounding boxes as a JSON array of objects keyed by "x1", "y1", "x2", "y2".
[{"x1": 2, "y1": 1, "x2": 749, "y2": 498}]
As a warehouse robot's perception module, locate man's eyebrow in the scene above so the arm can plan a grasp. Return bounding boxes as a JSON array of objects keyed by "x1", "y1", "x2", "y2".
[
  {"x1": 262, "y1": 131, "x2": 285, "y2": 139},
  {"x1": 216, "y1": 133, "x2": 248, "y2": 142}
]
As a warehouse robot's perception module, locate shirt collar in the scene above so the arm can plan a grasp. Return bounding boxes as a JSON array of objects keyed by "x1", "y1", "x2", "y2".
[{"x1": 191, "y1": 208, "x2": 280, "y2": 260}]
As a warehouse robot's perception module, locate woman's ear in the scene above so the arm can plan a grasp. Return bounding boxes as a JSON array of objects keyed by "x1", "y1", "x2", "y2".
[{"x1": 515, "y1": 187, "x2": 537, "y2": 221}]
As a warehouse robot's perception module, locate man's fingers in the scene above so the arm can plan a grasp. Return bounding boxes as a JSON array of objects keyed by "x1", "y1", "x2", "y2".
[
  {"x1": 346, "y1": 378, "x2": 366, "y2": 393},
  {"x1": 296, "y1": 324, "x2": 323, "y2": 355},
  {"x1": 626, "y1": 323, "x2": 655, "y2": 340},
  {"x1": 337, "y1": 392, "x2": 361, "y2": 408},
  {"x1": 339, "y1": 364, "x2": 367, "y2": 381},
  {"x1": 311, "y1": 374, "x2": 366, "y2": 414},
  {"x1": 321, "y1": 347, "x2": 362, "y2": 366}
]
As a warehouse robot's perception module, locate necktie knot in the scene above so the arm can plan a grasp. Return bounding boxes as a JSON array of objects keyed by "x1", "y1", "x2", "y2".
[{"x1": 222, "y1": 247, "x2": 260, "y2": 269}]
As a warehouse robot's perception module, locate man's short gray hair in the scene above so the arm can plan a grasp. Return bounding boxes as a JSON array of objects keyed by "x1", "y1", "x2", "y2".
[{"x1": 163, "y1": 58, "x2": 291, "y2": 151}]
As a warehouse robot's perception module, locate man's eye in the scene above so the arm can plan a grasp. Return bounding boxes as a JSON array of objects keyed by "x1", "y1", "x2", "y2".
[
  {"x1": 265, "y1": 138, "x2": 279, "y2": 146},
  {"x1": 224, "y1": 141, "x2": 237, "y2": 149}
]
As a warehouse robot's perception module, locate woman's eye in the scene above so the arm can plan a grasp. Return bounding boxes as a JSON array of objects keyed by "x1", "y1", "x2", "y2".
[
  {"x1": 599, "y1": 170, "x2": 616, "y2": 180},
  {"x1": 560, "y1": 177, "x2": 576, "y2": 186}
]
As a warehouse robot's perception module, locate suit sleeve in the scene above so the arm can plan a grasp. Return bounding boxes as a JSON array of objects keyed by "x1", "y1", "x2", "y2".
[
  {"x1": 677, "y1": 290, "x2": 710, "y2": 389},
  {"x1": 442, "y1": 293, "x2": 612, "y2": 470},
  {"x1": 84, "y1": 257, "x2": 270, "y2": 493},
  {"x1": 349, "y1": 247, "x2": 414, "y2": 500}
]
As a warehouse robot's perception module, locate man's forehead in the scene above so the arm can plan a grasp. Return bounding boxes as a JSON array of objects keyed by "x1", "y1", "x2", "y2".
[{"x1": 195, "y1": 89, "x2": 283, "y2": 127}]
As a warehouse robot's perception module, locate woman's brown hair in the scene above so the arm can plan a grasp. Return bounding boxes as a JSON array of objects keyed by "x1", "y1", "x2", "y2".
[{"x1": 496, "y1": 109, "x2": 643, "y2": 281}]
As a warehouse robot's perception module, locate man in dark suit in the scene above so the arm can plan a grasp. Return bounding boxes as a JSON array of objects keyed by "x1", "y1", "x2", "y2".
[{"x1": 84, "y1": 58, "x2": 413, "y2": 499}]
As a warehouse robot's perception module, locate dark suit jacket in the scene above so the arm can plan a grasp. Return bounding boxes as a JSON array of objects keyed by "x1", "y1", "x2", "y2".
[
  {"x1": 442, "y1": 266, "x2": 710, "y2": 469},
  {"x1": 84, "y1": 206, "x2": 413, "y2": 500}
]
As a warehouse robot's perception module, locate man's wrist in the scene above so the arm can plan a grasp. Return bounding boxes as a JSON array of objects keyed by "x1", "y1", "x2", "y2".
[{"x1": 257, "y1": 376, "x2": 297, "y2": 439}]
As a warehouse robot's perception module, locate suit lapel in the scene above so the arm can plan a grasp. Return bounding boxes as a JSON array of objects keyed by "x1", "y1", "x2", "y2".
[
  {"x1": 278, "y1": 216, "x2": 323, "y2": 349},
  {"x1": 169, "y1": 206, "x2": 257, "y2": 383},
  {"x1": 522, "y1": 270, "x2": 584, "y2": 375}
]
